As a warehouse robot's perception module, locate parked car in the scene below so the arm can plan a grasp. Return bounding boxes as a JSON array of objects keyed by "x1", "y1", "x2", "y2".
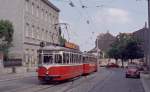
[
  {"x1": 106, "y1": 63, "x2": 119, "y2": 68},
  {"x1": 125, "y1": 65, "x2": 140, "y2": 78}
]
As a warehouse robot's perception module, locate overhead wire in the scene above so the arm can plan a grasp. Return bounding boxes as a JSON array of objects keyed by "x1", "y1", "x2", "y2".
[{"x1": 78, "y1": 0, "x2": 101, "y2": 47}]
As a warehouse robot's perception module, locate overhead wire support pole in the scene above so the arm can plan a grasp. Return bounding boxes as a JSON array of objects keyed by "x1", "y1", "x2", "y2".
[{"x1": 148, "y1": 0, "x2": 150, "y2": 70}]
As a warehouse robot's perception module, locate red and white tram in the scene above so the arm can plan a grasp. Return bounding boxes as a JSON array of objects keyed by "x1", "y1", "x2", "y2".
[
  {"x1": 37, "y1": 45, "x2": 83, "y2": 82},
  {"x1": 82, "y1": 53, "x2": 98, "y2": 75}
]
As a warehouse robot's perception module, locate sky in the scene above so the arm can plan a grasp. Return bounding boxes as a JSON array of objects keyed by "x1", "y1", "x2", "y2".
[{"x1": 49, "y1": 0, "x2": 148, "y2": 51}]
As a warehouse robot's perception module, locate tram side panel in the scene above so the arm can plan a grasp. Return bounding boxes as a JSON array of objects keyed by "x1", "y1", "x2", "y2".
[{"x1": 38, "y1": 51, "x2": 83, "y2": 82}]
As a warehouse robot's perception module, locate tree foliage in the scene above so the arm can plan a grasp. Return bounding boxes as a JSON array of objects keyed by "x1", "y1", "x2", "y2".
[
  {"x1": 107, "y1": 33, "x2": 144, "y2": 65},
  {"x1": 0, "y1": 20, "x2": 14, "y2": 52},
  {"x1": 59, "y1": 35, "x2": 67, "y2": 46}
]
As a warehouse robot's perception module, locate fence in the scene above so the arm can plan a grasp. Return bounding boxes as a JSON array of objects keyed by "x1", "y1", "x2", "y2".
[{"x1": 3, "y1": 59, "x2": 22, "y2": 67}]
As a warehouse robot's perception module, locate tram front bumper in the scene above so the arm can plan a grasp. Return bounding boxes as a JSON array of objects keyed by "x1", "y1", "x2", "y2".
[{"x1": 38, "y1": 75, "x2": 61, "y2": 81}]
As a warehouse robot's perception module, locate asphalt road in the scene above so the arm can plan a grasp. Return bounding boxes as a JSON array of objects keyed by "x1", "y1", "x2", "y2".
[{"x1": 0, "y1": 68, "x2": 144, "y2": 92}]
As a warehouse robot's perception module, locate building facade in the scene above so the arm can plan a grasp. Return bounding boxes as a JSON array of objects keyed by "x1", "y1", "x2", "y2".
[
  {"x1": 89, "y1": 32, "x2": 116, "y2": 58},
  {"x1": 96, "y1": 32, "x2": 116, "y2": 58},
  {"x1": 0, "y1": 0, "x2": 60, "y2": 71},
  {"x1": 133, "y1": 24, "x2": 150, "y2": 68}
]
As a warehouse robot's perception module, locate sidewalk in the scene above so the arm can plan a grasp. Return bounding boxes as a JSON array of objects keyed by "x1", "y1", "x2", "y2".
[
  {"x1": 0, "y1": 71, "x2": 37, "y2": 82},
  {"x1": 141, "y1": 73, "x2": 150, "y2": 92}
]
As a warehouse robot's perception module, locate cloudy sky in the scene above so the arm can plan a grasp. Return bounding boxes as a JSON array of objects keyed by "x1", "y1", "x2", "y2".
[{"x1": 49, "y1": 0, "x2": 148, "y2": 51}]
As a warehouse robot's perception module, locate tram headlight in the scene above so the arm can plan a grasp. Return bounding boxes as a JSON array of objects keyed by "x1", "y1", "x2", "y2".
[{"x1": 46, "y1": 70, "x2": 49, "y2": 75}]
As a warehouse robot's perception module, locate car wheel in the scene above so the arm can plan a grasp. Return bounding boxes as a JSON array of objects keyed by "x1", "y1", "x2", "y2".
[
  {"x1": 126, "y1": 74, "x2": 128, "y2": 78},
  {"x1": 137, "y1": 75, "x2": 140, "y2": 78}
]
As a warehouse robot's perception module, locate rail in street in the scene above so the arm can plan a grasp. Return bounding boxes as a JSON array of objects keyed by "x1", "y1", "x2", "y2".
[{"x1": 0, "y1": 68, "x2": 145, "y2": 92}]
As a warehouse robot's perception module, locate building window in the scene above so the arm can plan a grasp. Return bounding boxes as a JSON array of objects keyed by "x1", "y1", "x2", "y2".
[
  {"x1": 37, "y1": 27, "x2": 40, "y2": 39},
  {"x1": 49, "y1": 13, "x2": 51, "y2": 24},
  {"x1": 36, "y1": 6, "x2": 39, "y2": 17},
  {"x1": 46, "y1": 31, "x2": 48, "y2": 41},
  {"x1": 41, "y1": 9, "x2": 44, "y2": 19},
  {"x1": 25, "y1": 23, "x2": 29, "y2": 37},
  {"x1": 31, "y1": 25, "x2": 34, "y2": 38},
  {"x1": 45, "y1": 11, "x2": 48, "y2": 22},
  {"x1": 42, "y1": 29, "x2": 44, "y2": 41},
  {"x1": 25, "y1": 0, "x2": 29, "y2": 12},
  {"x1": 31, "y1": 2, "x2": 34, "y2": 15}
]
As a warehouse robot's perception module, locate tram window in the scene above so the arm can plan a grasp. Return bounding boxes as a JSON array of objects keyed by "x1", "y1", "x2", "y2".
[
  {"x1": 66, "y1": 53, "x2": 69, "y2": 64},
  {"x1": 55, "y1": 54, "x2": 62, "y2": 64},
  {"x1": 72, "y1": 54, "x2": 74, "y2": 64},
  {"x1": 63, "y1": 53, "x2": 69, "y2": 64},
  {"x1": 83, "y1": 57, "x2": 85, "y2": 63},
  {"x1": 77, "y1": 55, "x2": 79, "y2": 63},
  {"x1": 43, "y1": 55, "x2": 53, "y2": 64},
  {"x1": 74, "y1": 54, "x2": 77, "y2": 63},
  {"x1": 63, "y1": 53, "x2": 66, "y2": 64},
  {"x1": 77, "y1": 54, "x2": 79, "y2": 63},
  {"x1": 79, "y1": 55, "x2": 82, "y2": 63},
  {"x1": 73, "y1": 54, "x2": 75, "y2": 64},
  {"x1": 71, "y1": 54, "x2": 73, "y2": 64},
  {"x1": 38, "y1": 54, "x2": 42, "y2": 64}
]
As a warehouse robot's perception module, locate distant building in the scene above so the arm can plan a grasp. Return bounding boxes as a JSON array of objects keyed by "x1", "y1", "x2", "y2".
[
  {"x1": 89, "y1": 32, "x2": 116, "y2": 58},
  {"x1": 0, "y1": 0, "x2": 60, "y2": 71},
  {"x1": 133, "y1": 23, "x2": 149, "y2": 57},
  {"x1": 132, "y1": 23, "x2": 149, "y2": 67}
]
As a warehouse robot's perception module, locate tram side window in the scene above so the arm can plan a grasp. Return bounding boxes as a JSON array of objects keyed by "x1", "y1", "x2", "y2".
[
  {"x1": 83, "y1": 57, "x2": 85, "y2": 63},
  {"x1": 55, "y1": 54, "x2": 62, "y2": 64},
  {"x1": 71, "y1": 54, "x2": 73, "y2": 64},
  {"x1": 38, "y1": 54, "x2": 42, "y2": 64},
  {"x1": 79, "y1": 55, "x2": 82, "y2": 63},
  {"x1": 75, "y1": 54, "x2": 77, "y2": 64},
  {"x1": 43, "y1": 55, "x2": 53, "y2": 64},
  {"x1": 63, "y1": 53, "x2": 69, "y2": 64},
  {"x1": 66, "y1": 53, "x2": 69, "y2": 64},
  {"x1": 77, "y1": 54, "x2": 79, "y2": 63}
]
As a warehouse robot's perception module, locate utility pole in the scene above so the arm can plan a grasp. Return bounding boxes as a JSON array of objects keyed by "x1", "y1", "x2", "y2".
[
  {"x1": 148, "y1": 0, "x2": 150, "y2": 28},
  {"x1": 147, "y1": 0, "x2": 150, "y2": 70}
]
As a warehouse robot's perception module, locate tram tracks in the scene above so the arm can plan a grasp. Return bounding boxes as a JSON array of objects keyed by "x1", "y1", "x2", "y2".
[
  {"x1": 12, "y1": 74, "x2": 97, "y2": 92},
  {"x1": 2, "y1": 68, "x2": 109, "y2": 92},
  {"x1": 30, "y1": 69, "x2": 104, "y2": 92},
  {"x1": 61, "y1": 69, "x2": 112, "y2": 92}
]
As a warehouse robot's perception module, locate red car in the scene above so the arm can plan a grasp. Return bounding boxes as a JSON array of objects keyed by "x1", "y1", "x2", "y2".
[
  {"x1": 106, "y1": 63, "x2": 119, "y2": 68},
  {"x1": 125, "y1": 65, "x2": 140, "y2": 78}
]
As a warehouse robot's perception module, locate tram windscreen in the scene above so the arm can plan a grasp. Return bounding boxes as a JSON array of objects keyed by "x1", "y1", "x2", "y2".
[{"x1": 43, "y1": 55, "x2": 53, "y2": 64}]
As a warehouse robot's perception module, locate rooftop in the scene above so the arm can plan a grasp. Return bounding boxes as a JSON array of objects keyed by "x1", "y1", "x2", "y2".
[{"x1": 42, "y1": 0, "x2": 60, "y2": 12}]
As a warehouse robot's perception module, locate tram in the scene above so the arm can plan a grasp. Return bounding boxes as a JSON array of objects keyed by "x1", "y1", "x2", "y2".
[
  {"x1": 82, "y1": 53, "x2": 98, "y2": 75},
  {"x1": 37, "y1": 42, "x2": 83, "y2": 82}
]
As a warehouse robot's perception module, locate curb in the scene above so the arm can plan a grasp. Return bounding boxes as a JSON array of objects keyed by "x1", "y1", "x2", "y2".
[
  {"x1": 141, "y1": 74, "x2": 150, "y2": 92},
  {"x1": 0, "y1": 72, "x2": 37, "y2": 82},
  {"x1": 0, "y1": 75, "x2": 36, "y2": 82}
]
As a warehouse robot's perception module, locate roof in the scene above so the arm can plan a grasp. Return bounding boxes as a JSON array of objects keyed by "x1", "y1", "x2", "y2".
[{"x1": 42, "y1": 0, "x2": 60, "y2": 12}]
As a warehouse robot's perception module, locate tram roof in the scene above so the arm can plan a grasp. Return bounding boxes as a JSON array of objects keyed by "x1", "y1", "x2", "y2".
[
  {"x1": 39, "y1": 45, "x2": 82, "y2": 53},
  {"x1": 82, "y1": 52, "x2": 97, "y2": 58}
]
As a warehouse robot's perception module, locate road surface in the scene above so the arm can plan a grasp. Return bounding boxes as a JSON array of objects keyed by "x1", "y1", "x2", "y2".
[{"x1": 0, "y1": 68, "x2": 144, "y2": 92}]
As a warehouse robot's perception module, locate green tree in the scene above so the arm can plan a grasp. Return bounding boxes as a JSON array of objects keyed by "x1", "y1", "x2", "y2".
[
  {"x1": 125, "y1": 37, "x2": 144, "y2": 62},
  {"x1": 107, "y1": 46, "x2": 120, "y2": 64},
  {"x1": 0, "y1": 20, "x2": 14, "y2": 59},
  {"x1": 59, "y1": 35, "x2": 67, "y2": 46},
  {"x1": 107, "y1": 33, "x2": 144, "y2": 67}
]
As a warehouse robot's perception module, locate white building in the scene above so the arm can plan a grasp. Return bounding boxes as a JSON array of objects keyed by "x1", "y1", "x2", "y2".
[{"x1": 0, "y1": 0, "x2": 60, "y2": 71}]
